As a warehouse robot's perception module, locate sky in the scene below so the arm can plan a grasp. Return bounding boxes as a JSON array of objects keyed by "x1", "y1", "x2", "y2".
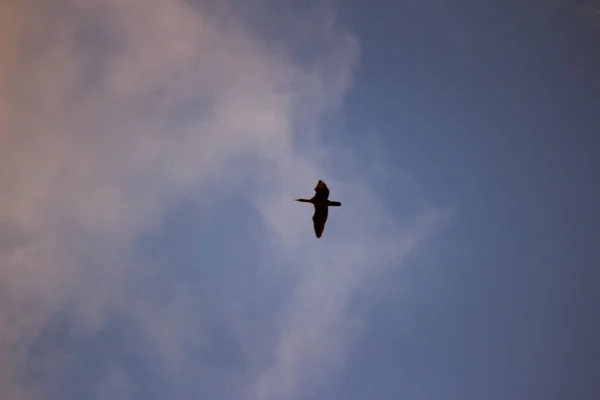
[{"x1": 1, "y1": 0, "x2": 599, "y2": 399}]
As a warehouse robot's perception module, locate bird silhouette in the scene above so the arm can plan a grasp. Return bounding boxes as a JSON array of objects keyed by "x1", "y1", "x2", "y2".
[{"x1": 295, "y1": 180, "x2": 342, "y2": 238}]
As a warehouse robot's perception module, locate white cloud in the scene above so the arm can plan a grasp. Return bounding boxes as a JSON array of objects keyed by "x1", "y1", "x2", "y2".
[{"x1": 0, "y1": 0, "x2": 444, "y2": 399}]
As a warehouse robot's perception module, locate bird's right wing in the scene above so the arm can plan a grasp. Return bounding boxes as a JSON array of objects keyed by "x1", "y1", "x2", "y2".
[
  {"x1": 313, "y1": 180, "x2": 330, "y2": 201},
  {"x1": 312, "y1": 205, "x2": 328, "y2": 238}
]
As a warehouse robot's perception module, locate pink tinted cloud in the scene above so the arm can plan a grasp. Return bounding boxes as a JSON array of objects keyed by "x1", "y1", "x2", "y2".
[{"x1": 0, "y1": 1, "x2": 443, "y2": 399}]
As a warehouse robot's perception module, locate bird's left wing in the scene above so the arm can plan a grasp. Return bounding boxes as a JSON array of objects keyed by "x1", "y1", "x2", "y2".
[{"x1": 312, "y1": 205, "x2": 328, "y2": 238}]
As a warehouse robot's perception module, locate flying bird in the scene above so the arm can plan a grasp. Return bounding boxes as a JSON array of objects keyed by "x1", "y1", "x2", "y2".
[{"x1": 295, "y1": 180, "x2": 342, "y2": 238}]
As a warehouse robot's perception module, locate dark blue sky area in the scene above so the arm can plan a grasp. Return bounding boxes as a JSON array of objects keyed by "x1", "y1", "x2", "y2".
[{"x1": 335, "y1": 2, "x2": 599, "y2": 399}]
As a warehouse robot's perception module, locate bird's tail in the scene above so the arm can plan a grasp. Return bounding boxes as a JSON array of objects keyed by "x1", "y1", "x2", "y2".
[{"x1": 328, "y1": 201, "x2": 342, "y2": 206}]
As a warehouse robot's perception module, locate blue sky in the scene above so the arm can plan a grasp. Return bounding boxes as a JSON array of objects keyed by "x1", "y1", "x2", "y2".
[{"x1": 1, "y1": 0, "x2": 599, "y2": 399}]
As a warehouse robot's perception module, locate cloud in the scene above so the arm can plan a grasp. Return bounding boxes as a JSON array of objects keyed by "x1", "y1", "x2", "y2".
[{"x1": 1, "y1": 0, "x2": 444, "y2": 399}]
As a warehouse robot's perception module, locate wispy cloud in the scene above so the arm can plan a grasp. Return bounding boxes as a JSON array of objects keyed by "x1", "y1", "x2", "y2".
[{"x1": 1, "y1": 0, "x2": 444, "y2": 399}]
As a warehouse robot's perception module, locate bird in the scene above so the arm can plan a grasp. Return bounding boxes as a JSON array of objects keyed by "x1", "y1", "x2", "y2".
[{"x1": 295, "y1": 180, "x2": 342, "y2": 238}]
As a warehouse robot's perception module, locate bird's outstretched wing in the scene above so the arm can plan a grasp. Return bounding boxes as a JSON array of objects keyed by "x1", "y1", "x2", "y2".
[
  {"x1": 312, "y1": 205, "x2": 328, "y2": 238},
  {"x1": 313, "y1": 180, "x2": 330, "y2": 202}
]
